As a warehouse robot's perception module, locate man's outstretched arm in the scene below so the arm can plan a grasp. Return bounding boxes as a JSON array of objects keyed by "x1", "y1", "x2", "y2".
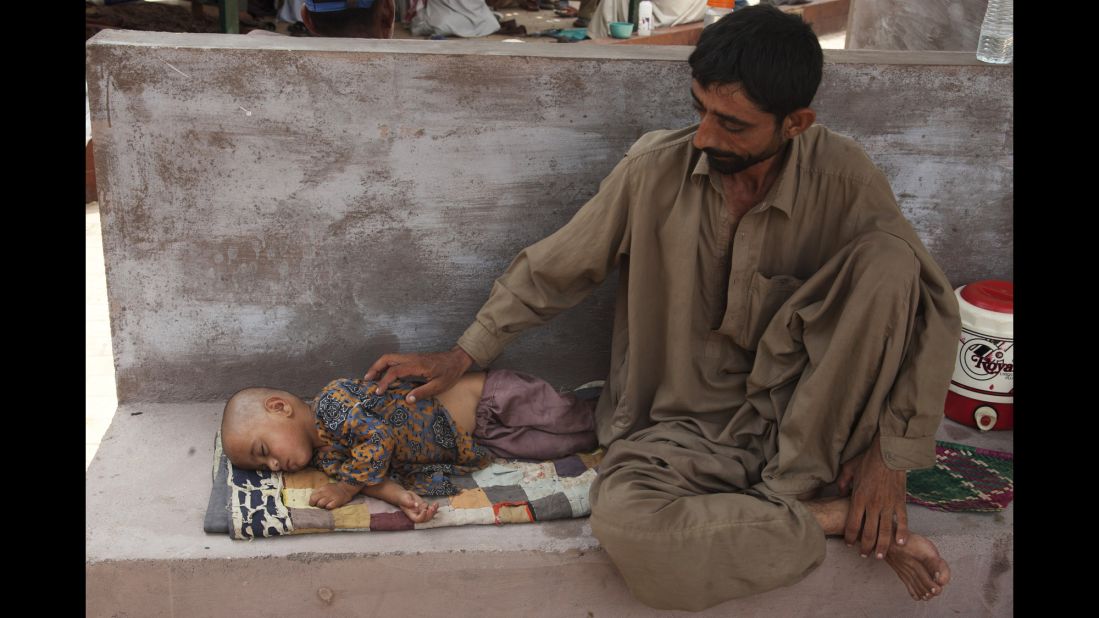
[{"x1": 365, "y1": 152, "x2": 639, "y2": 402}]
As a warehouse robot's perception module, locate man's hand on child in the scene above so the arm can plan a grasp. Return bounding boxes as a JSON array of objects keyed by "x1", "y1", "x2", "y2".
[
  {"x1": 398, "y1": 490, "x2": 439, "y2": 523},
  {"x1": 364, "y1": 346, "x2": 474, "y2": 403},
  {"x1": 309, "y1": 481, "x2": 361, "y2": 510}
]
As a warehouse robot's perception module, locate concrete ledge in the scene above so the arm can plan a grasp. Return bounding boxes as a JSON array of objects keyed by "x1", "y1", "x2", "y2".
[
  {"x1": 87, "y1": 29, "x2": 993, "y2": 64},
  {"x1": 86, "y1": 404, "x2": 597, "y2": 561},
  {"x1": 86, "y1": 403, "x2": 1012, "y2": 615}
]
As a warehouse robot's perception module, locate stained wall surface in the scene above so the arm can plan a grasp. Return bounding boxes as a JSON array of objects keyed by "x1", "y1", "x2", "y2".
[
  {"x1": 846, "y1": 0, "x2": 990, "y2": 51},
  {"x1": 86, "y1": 34, "x2": 1013, "y2": 403}
]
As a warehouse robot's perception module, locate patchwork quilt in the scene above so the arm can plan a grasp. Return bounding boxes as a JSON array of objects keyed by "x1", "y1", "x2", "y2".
[
  {"x1": 206, "y1": 432, "x2": 603, "y2": 540},
  {"x1": 204, "y1": 436, "x2": 1014, "y2": 540}
]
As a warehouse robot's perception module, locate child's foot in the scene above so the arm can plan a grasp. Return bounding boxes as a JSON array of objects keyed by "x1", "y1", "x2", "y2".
[{"x1": 885, "y1": 533, "x2": 951, "y2": 601}]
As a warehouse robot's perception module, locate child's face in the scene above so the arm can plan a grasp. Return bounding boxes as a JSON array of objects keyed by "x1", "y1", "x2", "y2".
[{"x1": 225, "y1": 411, "x2": 315, "y2": 474}]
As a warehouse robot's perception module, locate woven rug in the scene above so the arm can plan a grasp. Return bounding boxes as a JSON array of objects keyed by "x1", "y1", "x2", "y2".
[{"x1": 905, "y1": 440, "x2": 1014, "y2": 512}]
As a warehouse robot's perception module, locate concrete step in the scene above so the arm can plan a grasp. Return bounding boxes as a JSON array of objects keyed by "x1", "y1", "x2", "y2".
[{"x1": 87, "y1": 403, "x2": 1012, "y2": 616}]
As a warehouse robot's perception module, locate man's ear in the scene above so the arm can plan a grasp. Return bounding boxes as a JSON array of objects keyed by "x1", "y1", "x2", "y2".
[
  {"x1": 263, "y1": 395, "x2": 295, "y2": 418},
  {"x1": 783, "y1": 108, "x2": 816, "y2": 140}
]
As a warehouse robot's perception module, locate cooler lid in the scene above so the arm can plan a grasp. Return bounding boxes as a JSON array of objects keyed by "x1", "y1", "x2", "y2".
[{"x1": 960, "y1": 280, "x2": 1013, "y2": 314}]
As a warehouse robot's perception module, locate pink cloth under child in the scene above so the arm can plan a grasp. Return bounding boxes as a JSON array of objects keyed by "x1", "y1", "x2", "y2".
[{"x1": 472, "y1": 369, "x2": 598, "y2": 460}]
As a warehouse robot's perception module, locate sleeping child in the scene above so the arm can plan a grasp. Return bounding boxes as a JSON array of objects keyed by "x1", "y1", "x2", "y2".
[{"x1": 220, "y1": 370, "x2": 598, "y2": 523}]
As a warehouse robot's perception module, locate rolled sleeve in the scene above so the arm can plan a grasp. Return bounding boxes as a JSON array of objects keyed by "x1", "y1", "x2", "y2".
[
  {"x1": 878, "y1": 268, "x2": 961, "y2": 471},
  {"x1": 879, "y1": 427, "x2": 937, "y2": 471},
  {"x1": 457, "y1": 306, "x2": 514, "y2": 368}
]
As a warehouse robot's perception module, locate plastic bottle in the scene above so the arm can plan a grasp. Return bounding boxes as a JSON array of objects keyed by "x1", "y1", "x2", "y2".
[
  {"x1": 976, "y1": 0, "x2": 1013, "y2": 64},
  {"x1": 703, "y1": 0, "x2": 734, "y2": 27},
  {"x1": 638, "y1": 0, "x2": 654, "y2": 37}
]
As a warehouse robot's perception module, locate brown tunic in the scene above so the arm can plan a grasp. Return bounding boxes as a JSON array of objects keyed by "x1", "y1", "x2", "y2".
[{"x1": 457, "y1": 124, "x2": 960, "y2": 472}]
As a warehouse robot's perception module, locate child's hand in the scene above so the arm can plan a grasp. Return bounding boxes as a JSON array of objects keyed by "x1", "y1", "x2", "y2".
[
  {"x1": 309, "y1": 482, "x2": 360, "y2": 510},
  {"x1": 397, "y1": 490, "x2": 439, "y2": 523}
]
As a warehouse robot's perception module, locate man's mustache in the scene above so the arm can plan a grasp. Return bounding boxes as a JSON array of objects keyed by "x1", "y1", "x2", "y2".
[{"x1": 704, "y1": 147, "x2": 740, "y2": 160}]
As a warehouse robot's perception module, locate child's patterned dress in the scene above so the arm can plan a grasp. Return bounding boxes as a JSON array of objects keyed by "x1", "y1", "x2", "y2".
[{"x1": 311, "y1": 378, "x2": 494, "y2": 496}]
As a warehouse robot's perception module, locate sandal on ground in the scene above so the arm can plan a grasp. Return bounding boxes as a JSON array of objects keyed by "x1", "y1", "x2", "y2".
[
  {"x1": 555, "y1": 7, "x2": 579, "y2": 17},
  {"x1": 287, "y1": 21, "x2": 311, "y2": 36},
  {"x1": 497, "y1": 19, "x2": 528, "y2": 35},
  {"x1": 572, "y1": 17, "x2": 589, "y2": 27}
]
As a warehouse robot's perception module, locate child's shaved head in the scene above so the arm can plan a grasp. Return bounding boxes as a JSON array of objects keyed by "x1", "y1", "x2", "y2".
[
  {"x1": 221, "y1": 386, "x2": 317, "y2": 473},
  {"x1": 221, "y1": 386, "x2": 283, "y2": 441}
]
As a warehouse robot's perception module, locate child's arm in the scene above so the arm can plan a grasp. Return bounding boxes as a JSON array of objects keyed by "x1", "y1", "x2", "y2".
[
  {"x1": 309, "y1": 480, "x2": 364, "y2": 510},
  {"x1": 310, "y1": 421, "x2": 394, "y2": 510},
  {"x1": 362, "y1": 479, "x2": 440, "y2": 523}
]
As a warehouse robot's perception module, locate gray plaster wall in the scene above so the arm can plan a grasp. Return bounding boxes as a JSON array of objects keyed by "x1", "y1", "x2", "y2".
[
  {"x1": 846, "y1": 0, "x2": 990, "y2": 51},
  {"x1": 86, "y1": 33, "x2": 1012, "y2": 404}
]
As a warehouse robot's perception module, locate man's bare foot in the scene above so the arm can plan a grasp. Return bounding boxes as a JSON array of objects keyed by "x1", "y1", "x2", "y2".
[
  {"x1": 884, "y1": 533, "x2": 951, "y2": 601},
  {"x1": 805, "y1": 496, "x2": 950, "y2": 601}
]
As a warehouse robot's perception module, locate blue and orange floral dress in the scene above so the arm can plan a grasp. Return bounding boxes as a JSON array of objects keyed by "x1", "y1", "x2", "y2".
[{"x1": 310, "y1": 378, "x2": 494, "y2": 496}]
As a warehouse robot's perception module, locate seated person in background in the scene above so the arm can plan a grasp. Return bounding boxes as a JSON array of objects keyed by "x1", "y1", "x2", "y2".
[
  {"x1": 221, "y1": 370, "x2": 598, "y2": 522},
  {"x1": 297, "y1": 0, "x2": 396, "y2": 38},
  {"x1": 554, "y1": 0, "x2": 598, "y2": 28},
  {"x1": 408, "y1": 0, "x2": 502, "y2": 38},
  {"x1": 487, "y1": 0, "x2": 570, "y2": 13}
]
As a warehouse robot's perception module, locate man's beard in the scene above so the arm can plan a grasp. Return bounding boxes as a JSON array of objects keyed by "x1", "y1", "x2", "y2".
[{"x1": 704, "y1": 136, "x2": 788, "y2": 175}]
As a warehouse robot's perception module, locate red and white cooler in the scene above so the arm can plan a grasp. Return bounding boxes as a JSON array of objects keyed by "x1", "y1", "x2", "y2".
[{"x1": 944, "y1": 280, "x2": 1013, "y2": 431}]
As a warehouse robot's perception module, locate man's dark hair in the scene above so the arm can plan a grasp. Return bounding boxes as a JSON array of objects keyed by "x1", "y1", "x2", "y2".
[{"x1": 688, "y1": 5, "x2": 823, "y2": 122}]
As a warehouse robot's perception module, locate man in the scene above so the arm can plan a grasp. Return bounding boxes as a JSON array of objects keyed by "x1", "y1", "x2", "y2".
[{"x1": 363, "y1": 6, "x2": 959, "y2": 610}]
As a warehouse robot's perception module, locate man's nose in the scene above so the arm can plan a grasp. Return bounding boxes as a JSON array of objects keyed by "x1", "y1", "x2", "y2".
[{"x1": 692, "y1": 115, "x2": 719, "y2": 152}]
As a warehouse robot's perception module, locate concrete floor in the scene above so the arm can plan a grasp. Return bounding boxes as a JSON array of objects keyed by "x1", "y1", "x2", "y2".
[{"x1": 87, "y1": 398, "x2": 1013, "y2": 615}]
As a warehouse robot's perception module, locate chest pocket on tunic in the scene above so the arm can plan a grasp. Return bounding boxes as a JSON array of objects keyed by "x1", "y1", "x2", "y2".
[{"x1": 739, "y1": 271, "x2": 805, "y2": 350}]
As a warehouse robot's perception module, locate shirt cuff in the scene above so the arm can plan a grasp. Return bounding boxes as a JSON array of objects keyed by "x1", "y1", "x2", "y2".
[
  {"x1": 456, "y1": 320, "x2": 505, "y2": 368},
  {"x1": 878, "y1": 434, "x2": 937, "y2": 471}
]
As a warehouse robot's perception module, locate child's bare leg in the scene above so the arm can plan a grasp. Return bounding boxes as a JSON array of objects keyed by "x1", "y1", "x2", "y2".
[
  {"x1": 435, "y1": 371, "x2": 487, "y2": 435},
  {"x1": 805, "y1": 497, "x2": 951, "y2": 601}
]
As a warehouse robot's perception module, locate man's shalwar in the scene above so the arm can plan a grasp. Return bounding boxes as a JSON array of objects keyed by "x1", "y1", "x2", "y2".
[{"x1": 456, "y1": 125, "x2": 961, "y2": 610}]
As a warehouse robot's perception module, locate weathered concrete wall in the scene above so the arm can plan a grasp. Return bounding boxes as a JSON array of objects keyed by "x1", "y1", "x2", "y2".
[
  {"x1": 846, "y1": 0, "x2": 989, "y2": 51},
  {"x1": 86, "y1": 33, "x2": 1012, "y2": 404}
]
